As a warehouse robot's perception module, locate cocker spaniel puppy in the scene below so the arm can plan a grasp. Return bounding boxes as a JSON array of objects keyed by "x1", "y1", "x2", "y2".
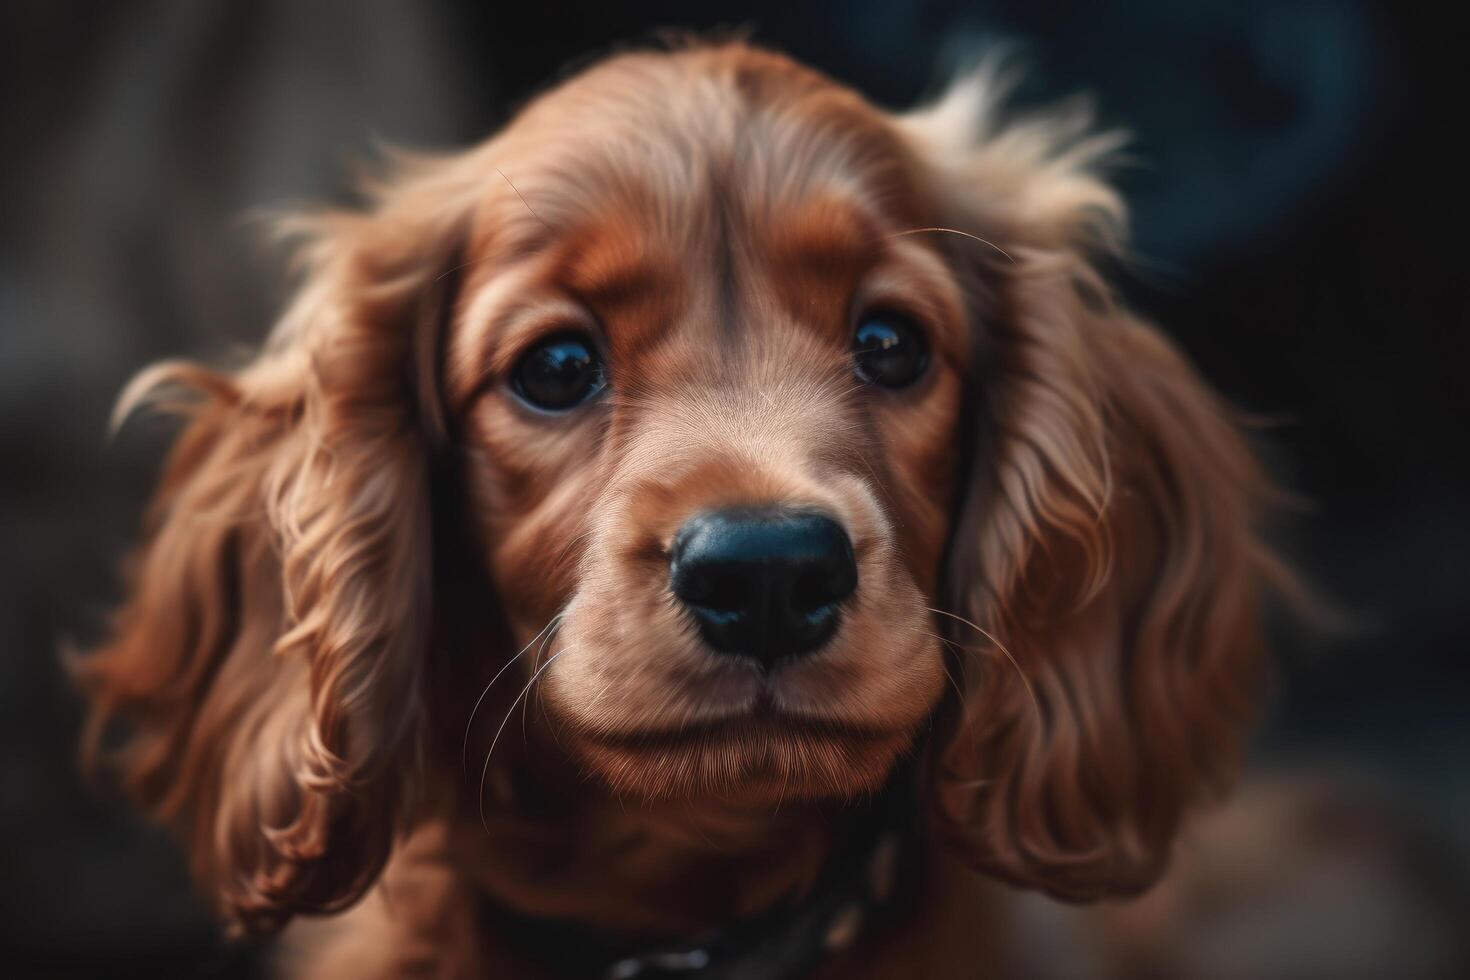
[{"x1": 78, "y1": 41, "x2": 1283, "y2": 978}]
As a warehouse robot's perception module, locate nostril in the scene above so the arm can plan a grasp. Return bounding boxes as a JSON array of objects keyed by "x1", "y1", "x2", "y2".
[
  {"x1": 791, "y1": 571, "x2": 848, "y2": 616},
  {"x1": 682, "y1": 565, "x2": 753, "y2": 614},
  {"x1": 789, "y1": 543, "x2": 857, "y2": 614},
  {"x1": 790, "y1": 574, "x2": 826, "y2": 616},
  {"x1": 669, "y1": 507, "x2": 859, "y2": 667}
]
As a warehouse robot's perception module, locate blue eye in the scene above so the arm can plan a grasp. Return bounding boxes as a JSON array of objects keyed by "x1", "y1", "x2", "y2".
[
  {"x1": 852, "y1": 312, "x2": 927, "y2": 388},
  {"x1": 512, "y1": 332, "x2": 605, "y2": 410}
]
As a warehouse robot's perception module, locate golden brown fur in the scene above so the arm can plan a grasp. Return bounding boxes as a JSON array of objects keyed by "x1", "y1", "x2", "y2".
[{"x1": 76, "y1": 41, "x2": 1283, "y2": 976}]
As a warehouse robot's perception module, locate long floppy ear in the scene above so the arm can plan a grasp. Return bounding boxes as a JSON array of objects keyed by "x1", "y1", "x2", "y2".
[
  {"x1": 74, "y1": 156, "x2": 470, "y2": 933},
  {"x1": 900, "y1": 71, "x2": 1288, "y2": 900}
]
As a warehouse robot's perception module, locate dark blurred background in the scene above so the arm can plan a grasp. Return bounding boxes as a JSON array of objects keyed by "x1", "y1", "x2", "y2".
[{"x1": 2, "y1": 1, "x2": 1465, "y2": 976}]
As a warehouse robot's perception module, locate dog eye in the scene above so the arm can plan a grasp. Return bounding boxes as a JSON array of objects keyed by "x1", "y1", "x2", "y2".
[
  {"x1": 852, "y1": 311, "x2": 927, "y2": 388},
  {"x1": 512, "y1": 332, "x2": 605, "y2": 411}
]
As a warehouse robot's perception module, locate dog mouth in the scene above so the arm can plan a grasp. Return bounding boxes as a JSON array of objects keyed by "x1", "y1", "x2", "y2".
[
  {"x1": 563, "y1": 699, "x2": 916, "y2": 801},
  {"x1": 574, "y1": 697, "x2": 902, "y2": 751}
]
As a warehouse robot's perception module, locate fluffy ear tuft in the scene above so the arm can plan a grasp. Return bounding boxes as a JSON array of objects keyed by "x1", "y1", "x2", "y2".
[
  {"x1": 906, "y1": 71, "x2": 1287, "y2": 900},
  {"x1": 898, "y1": 57, "x2": 1128, "y2": 256},
  {"x1": 74, "y1": 161, "x2": 468, "y2": 933}
]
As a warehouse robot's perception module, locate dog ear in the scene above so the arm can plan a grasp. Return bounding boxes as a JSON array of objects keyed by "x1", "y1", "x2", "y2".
[
  {"x1": 899, "y1": 69, "x2": 1288, "y2": 900},
  {"x1": 75, "y1": 158, "x2": 471, "y2": 933}
]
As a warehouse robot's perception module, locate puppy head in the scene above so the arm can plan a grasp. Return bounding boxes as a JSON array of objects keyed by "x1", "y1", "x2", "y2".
[
  {"x1": 78, "y1": 42, "x2": 1279, "y2": 932},
  {"x1": 452, "y1": 48, "x2": 964, "y2": 803}
]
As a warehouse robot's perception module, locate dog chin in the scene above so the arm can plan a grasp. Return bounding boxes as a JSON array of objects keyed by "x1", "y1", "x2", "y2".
[{"x1": 560, "y1": 709, "x2": 916, "y2": 804}]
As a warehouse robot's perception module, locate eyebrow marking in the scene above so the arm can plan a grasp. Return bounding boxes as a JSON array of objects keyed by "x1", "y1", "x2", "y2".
[
  {"x1": 555, "y1": 221, "x2": 685, "y2": 360},
  {"x1": 769, "y1": 197, "x2": 884, "y2": 276},
  {"x1": 564, "y1": 251, "x2": 664, "y2": 310},
  {"x1": 789, "y1": 229, "x2": 874, "y2": 271}
]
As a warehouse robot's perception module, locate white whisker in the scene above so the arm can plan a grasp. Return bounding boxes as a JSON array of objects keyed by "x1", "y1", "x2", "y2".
[
  {"x1": 887, "y1": 226, "x2": 1015, "y2": 264},
  {"x1": 479, "y1": 646, "x2": 570, "y2": 834},
  {"x1": 461, "y1": 614, "x2": 561, "y2": 774},
  {"x1": 926, "y1": 606, "x2": 1041, "y2": 720},
  {"x1": 522, "y1": 617, "x2": 564, "y2": 744}
]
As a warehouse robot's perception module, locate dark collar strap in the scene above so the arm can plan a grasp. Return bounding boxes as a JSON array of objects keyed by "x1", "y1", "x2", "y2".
[{"x1": 486, "y1": 780, "x2": 922, "y2": 979}]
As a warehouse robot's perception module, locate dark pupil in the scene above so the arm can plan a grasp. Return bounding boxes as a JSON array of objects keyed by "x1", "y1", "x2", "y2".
[
  {"x1": 853, "y1": 316, "x2": 925, "y2": 387},
  {"x1": 515, "y1": 336, "x2": 601, "y2": 409}
]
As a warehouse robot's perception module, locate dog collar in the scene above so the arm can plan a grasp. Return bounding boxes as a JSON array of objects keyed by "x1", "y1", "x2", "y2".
[{"x1": 487, "y1": 786, "x2": 921, "y2": 979}]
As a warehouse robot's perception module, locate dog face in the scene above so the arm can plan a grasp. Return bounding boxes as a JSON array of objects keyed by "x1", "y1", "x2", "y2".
[
  {"x1": 78, "y1": 43, "x2": 1280, "y2": 933},
  {"x1": 447, "y1": 51, "x2": 967, "y2": 802}
]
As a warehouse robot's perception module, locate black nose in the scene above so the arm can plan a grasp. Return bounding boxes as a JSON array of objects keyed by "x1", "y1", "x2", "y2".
[{"x1": 669, "y1": 508, "x2": 858, "y2": 669}]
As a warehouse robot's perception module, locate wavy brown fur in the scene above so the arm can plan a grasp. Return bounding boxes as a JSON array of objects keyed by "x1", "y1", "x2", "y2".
[
  {"x1": 74, "y1": 168, "x2": 476, "y2": 931},
  {"x1": 74, "y1": 41, "x2": 1286, "y2": 971}
]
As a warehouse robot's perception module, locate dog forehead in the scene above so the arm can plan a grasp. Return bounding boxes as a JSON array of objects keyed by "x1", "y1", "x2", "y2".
[{"x1": 487, "y1": 45, "x2": 925, "y2": 246}]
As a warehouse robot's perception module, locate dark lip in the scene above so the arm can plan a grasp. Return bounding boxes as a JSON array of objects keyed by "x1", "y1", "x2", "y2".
[{"x1": 575, "y1": 703, "x2": 899, "y2": 750}]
